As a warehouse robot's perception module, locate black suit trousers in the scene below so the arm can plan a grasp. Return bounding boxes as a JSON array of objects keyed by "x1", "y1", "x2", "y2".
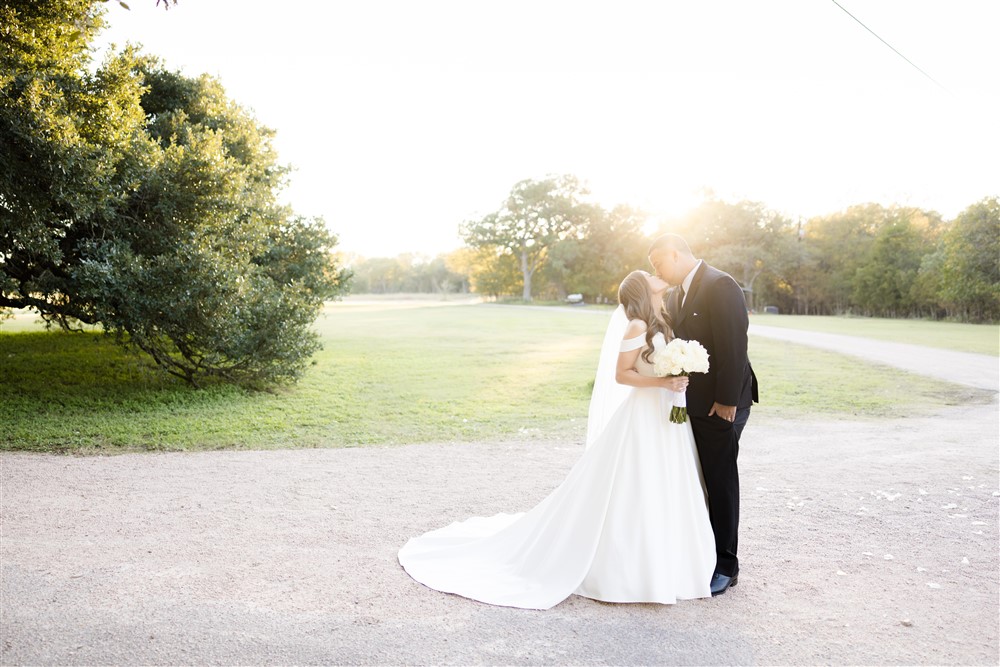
[{"x1": 690, "y1": 406, "x2": 750, "y2": 577}]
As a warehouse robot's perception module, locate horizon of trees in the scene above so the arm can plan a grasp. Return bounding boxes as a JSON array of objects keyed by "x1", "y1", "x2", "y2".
[{"x1": 346, "y1": 179, "x2": 999, "y2": 323}]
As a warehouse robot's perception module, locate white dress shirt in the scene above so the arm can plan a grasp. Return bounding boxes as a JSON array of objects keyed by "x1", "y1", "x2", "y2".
[{"x1": 680, "y1": 260, "x2": 703, "y2": 308}]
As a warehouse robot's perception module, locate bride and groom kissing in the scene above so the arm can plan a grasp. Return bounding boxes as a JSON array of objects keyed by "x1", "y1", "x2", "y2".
[{"x1": 399, "y1": 233, "x2": 759, "y2": 609}]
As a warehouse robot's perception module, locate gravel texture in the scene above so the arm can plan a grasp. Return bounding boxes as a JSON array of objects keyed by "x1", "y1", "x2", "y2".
[{"x1": 1, "y1": 330, "x2": 998, "y2": 666}]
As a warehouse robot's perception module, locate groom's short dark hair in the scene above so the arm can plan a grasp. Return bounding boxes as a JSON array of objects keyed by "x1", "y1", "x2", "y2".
[{"x1": 648, "y1": 233, "x2": 693, "y2": 257}]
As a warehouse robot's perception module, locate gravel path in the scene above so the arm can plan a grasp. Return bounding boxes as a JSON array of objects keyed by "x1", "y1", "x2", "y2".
[
  {"x1": 2, "y1": 331, "x2": 998, "y2": 666},
  {"x1": 749, "y1": 324, "x2": 998, "y2": 391}
]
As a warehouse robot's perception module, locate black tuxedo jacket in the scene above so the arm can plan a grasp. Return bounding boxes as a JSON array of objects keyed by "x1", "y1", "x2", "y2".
[{"x1": 666, "y1": 262, "x2": 759, "y2": 416}]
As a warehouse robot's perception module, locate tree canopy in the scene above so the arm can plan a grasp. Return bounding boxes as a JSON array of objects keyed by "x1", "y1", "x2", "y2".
[
  {"x1": 1, "y1": 0, "x2": 350, "y2": 386},
  {"x1": 937, "y1": 198, "x2": 1000, "y2": 321},
  {"x1": 460, "y1": 175, "x2": 591, "y2": 302}
]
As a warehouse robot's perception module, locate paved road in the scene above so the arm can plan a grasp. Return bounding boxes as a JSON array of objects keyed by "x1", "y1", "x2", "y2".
[{"x1": 749, "y1": 324, "x2": 999, "y2": 391}]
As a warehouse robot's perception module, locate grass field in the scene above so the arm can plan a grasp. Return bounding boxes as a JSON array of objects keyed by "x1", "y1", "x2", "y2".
[{"x1": 1, "y1": 302, "x2": 995, "y2": 453}]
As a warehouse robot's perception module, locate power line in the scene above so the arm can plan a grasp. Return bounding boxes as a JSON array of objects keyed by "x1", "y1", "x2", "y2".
[{"x1": 830, "y1": 0, "x2": 950, "y2": 94}]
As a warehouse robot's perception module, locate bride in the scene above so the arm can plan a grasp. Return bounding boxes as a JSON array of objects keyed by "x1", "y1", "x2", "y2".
[{"x1": 398, "y1": 270, "x2": 716, "y2": 609}]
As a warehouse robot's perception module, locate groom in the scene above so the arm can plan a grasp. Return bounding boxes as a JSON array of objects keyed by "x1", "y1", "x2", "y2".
[{"x1": 648, "y1": 233, "x2": 758, "y2": 596}]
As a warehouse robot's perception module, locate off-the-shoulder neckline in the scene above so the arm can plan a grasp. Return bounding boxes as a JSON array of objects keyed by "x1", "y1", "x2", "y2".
[{"x1": 623, "y1": 330, "x2": 665, "y2": 343}]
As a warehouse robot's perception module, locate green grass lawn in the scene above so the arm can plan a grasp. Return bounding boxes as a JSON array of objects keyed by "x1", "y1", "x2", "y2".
[
  {"x1": 1, "y1": 303, "x2": 994, "y2": 453},
  {"x1": 750, "y1": 313, "x2": 999, "y2": 356}
]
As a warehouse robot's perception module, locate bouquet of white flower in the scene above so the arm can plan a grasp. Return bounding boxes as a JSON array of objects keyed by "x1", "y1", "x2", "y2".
[{"x1": 651, "y1": 338, "x2": 710, "y2": 423}]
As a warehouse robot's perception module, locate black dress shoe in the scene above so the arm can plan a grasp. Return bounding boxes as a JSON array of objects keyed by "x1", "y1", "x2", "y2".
[{"x1": 710, "y1": 572, "x2": 738, "y2": 596}]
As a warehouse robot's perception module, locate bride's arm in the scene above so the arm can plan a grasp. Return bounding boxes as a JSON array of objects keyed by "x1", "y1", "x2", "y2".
[
  {"x1": 614, "y1": 321, "x2": 689, "y2": 391},
  {"x1": 616, "y1": 350, "x2": 689, "y2": 391}
]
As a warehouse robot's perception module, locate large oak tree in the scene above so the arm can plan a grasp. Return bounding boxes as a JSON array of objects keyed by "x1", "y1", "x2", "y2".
[
  {"x1": 1, "y1": 0, "x2": 350, "y2": 386},
  {"x1": 460, "y1": 175, "x2": 589, "y2": 302}
]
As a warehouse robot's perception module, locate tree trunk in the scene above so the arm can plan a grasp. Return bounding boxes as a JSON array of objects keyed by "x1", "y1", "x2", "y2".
[
  {"x1": 520, "y1": 250, "x2": 532, "y2": 302},
  {"x1": 744, "y1": 270, "x2": 762, "y2": 312}
]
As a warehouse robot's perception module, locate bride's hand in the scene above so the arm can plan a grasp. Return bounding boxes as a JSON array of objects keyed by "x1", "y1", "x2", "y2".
[{"x1": 661, "y1": 375, "x2": 689, "y2": 392}]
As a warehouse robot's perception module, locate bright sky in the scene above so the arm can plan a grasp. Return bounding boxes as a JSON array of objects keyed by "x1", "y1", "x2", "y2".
[{"x1": 95, "y1": 0, "x2": 1000, "y2": 259}]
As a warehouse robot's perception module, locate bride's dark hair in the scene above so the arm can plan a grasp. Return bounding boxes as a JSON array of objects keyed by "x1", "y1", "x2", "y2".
[{"x1": 617, "y1": 270, "x2": 671, "y2": 363}]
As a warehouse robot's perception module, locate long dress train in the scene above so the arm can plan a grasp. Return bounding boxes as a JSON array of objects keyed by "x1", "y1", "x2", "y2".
[{"x1": 397, "y1": 331, "x2": 716, "y2": 610}]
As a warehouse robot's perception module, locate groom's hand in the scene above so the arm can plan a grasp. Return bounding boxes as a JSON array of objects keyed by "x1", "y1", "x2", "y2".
[{"x1": 709, "y1": 402, "x2": 736, "y2": 423}]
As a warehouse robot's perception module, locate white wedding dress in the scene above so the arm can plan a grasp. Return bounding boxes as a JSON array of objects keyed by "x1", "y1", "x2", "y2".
[{"x1": 398, "y1": 329, "x2": 716, "y2": 610}]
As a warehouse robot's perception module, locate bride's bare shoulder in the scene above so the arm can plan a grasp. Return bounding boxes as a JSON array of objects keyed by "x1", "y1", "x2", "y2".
[{"x1": 624, "y1": 319, "x2": 648, "y2": 339}]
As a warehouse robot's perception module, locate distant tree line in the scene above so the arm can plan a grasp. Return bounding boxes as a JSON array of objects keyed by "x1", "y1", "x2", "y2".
[
  {"x1": 350, "y1": 176, "x2": 998, "y2": 323},
  {"x1": 728, "y1": 197, "x2": 999, "y2": 322},
  {"x1": 348, "y1": 254, "x2": 468, "y2": 296}
]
